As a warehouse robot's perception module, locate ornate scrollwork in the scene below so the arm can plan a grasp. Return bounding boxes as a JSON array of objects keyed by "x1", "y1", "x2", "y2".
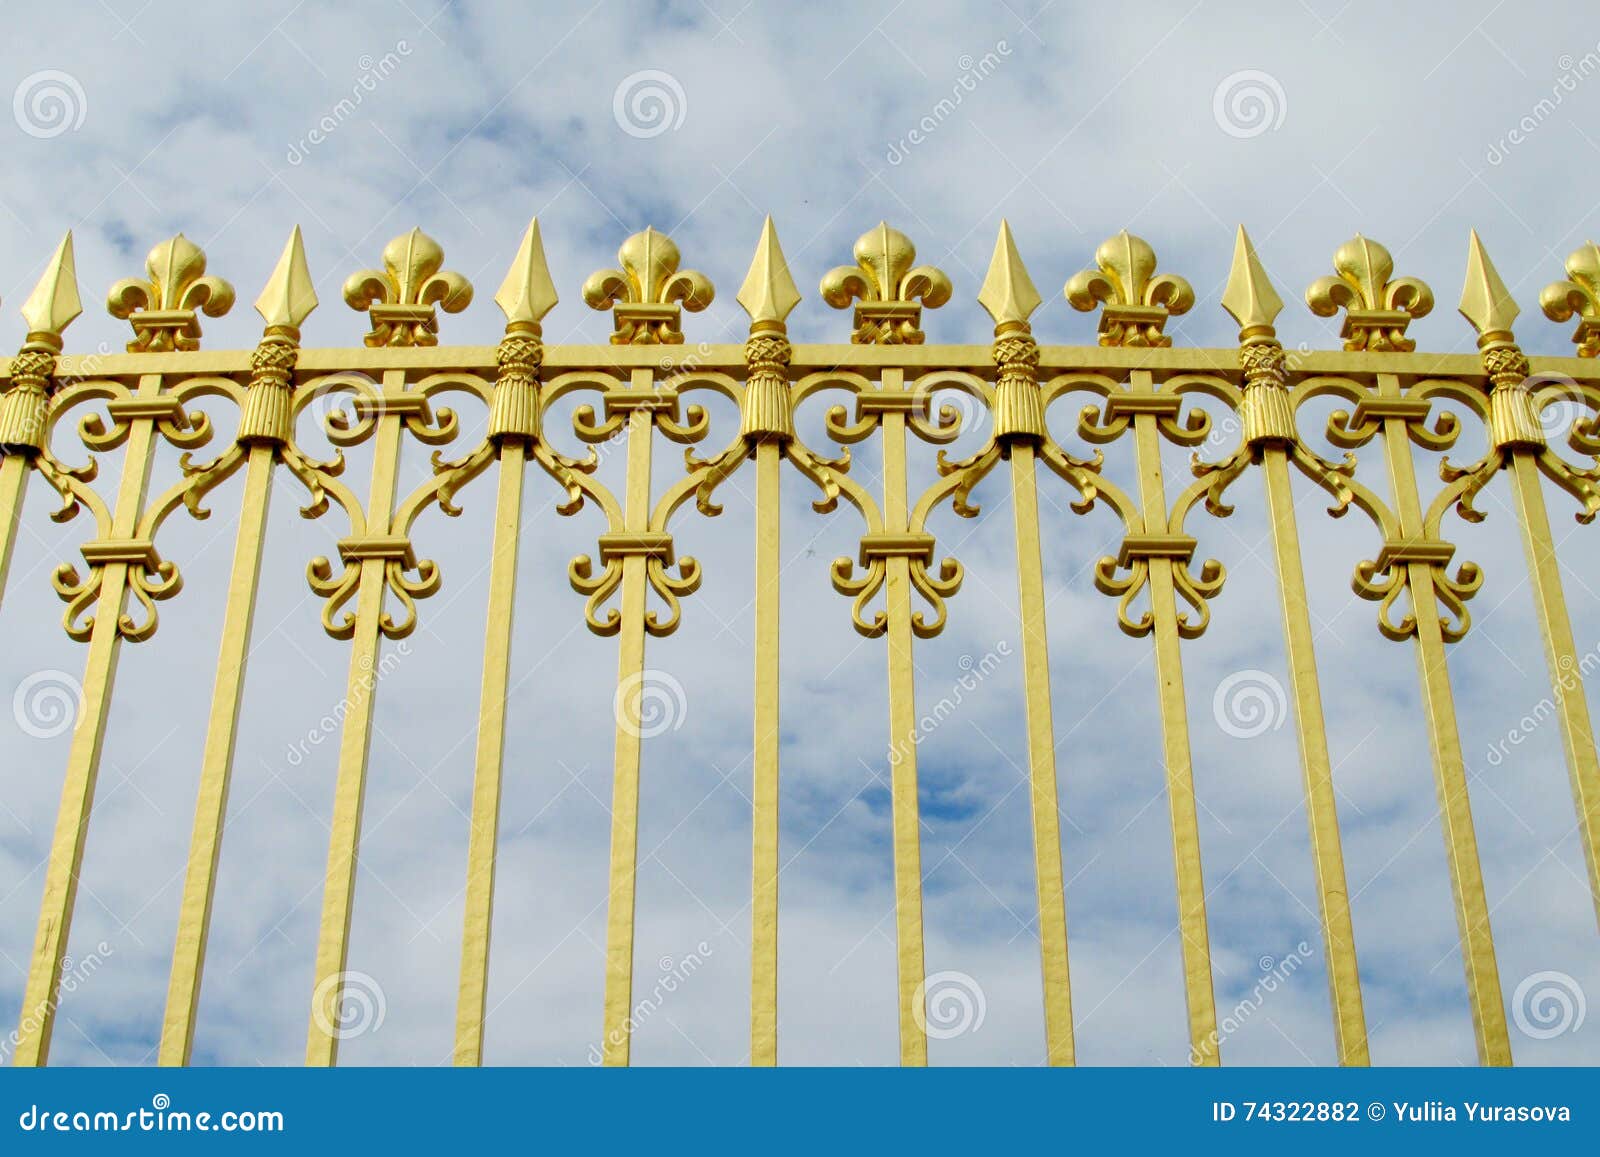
[
  {"x1": 821, "y1": 222, "x2": 951, "y2": 345},
  {"x1": 1065, "y1": 231, "x2": 1194, "y2": 348},
  {"x1": 343, "y1": 228, "x2": 473, "y2": 348},
  {"x1": 108, "y1": 234, "x2": 235, "y2": 353},
  {"x1": 583, "y1": 227, "x2": 714, "y2": 345},
  {"x1": 1306, "y1": 235, "x2": 1433, "y2": 352}
]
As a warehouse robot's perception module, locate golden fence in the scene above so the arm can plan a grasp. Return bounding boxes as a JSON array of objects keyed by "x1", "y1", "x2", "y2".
[{"x1": 2, "y1": 215, "x2": 1599, "y2": 1068}]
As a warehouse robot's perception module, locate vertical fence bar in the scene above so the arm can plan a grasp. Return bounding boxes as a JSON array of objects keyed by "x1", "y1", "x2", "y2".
[
  {"x1": 15, "y1": 370, "x2": 164, "y2": 1066},
  {"x1": 305, "y1": 367, "x2": 407, "y2": 1067},
  {"x1": 1008, "y1": 439, "x2": 1075, "y2": 1064},
  {"x1": 1506, "y1": 448, "x2": 1600, "y2": 929},
  {"x1": 750, "y1": 437, "x2": 781, "y2": 1064},
  {"x1": 877, "y1": 365, "x2": 929, "y2": 1067},
  {"x1": 737, "y1": 218, "x2": 801, "y2": 1066},
  {"x1": 453, "y1": 438, "x2": 525, "y2": 1065},
  {"x1": 453, "y1": 226, "x2": 555, "y2": 1065},
  {"x1": 979, "y1": 227, "x2": 1076, "y2": 1064},
  {"x1": 1372, "y1": 369, "x2": 1510, "y2": 1065},
  {"x1": 159, "y1": 442, "x2": 273, "y2": 1064},
  {"x1": 1128, "y1": 369, "x2": 1220, "y2": 1065},
  {"x1": 1223, "y1": 228, "x2": 1369, "y2": 1064},
  {"x1": 600, "y1": 367, "x2": 656, "y2": 1066},
  {"x1": 162, "y1": 231, "x2": 315, "y2": 1065},
  {"x1": 1261, "y1": 447, "x2": 1369, "y2": 1062}
]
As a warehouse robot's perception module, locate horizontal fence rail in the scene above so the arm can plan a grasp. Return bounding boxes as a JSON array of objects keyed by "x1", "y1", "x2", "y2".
[{"x1": 2, "y1": 217, "x2": 1599, "y2": 1066}]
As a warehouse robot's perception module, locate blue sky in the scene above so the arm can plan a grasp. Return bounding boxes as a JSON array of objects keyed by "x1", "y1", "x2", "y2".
[{"x1": 1, "y1": 0, "x2": 1599, "y2": 1066}]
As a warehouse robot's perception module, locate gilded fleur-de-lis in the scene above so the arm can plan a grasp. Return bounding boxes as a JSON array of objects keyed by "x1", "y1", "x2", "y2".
[
  {"x1": 1065, "y1": 230, "x2": 1194, "y2": 348},
  {"x1": 1305, "y1": 234, "x2": 1433, "y2": 352},
  {"x1": 583, "y1": 226, "x2": 714, "y2": 344},
  {"x1": 1540, "y1": 240, "x2": 1600, "y2": 358},
  {"x1": 107, "y1": 234, "x2": 235, "y2": 352},
  {"x1": 821, "y1": 222, "x2": 951, "y2": 344},
  {"x1": 344, "y1": 228, "x2": 473, "y2": 348}
]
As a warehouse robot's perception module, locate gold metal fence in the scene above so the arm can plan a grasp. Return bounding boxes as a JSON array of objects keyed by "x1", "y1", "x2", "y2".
[{"x1": 3, "y1": 215, "x2": 1599, "y2": 1067}]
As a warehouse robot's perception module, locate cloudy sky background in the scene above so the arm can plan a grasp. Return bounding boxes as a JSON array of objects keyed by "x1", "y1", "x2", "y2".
[{"x1": 1, "y1": 0, "x2": 1599, "y2": 1066}]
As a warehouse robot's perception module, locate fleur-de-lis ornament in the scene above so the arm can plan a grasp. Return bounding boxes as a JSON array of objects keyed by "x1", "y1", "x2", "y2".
[
  {"x1": 343, "y1": 228, "x2": 473, "y2": 347},
  {"x1": 108, "y1": 234, "x2": 235, "y2": 352},
  {"x1": 1540, "y1": 240, "x2": 1600, "y2": 358},
  {"x1": 820, "y1": 222, "x2": 951, "y2": 344},
  {"x1": 583, "y1": 226, "x2": 713, "y2": 344},
  {"x1": 1305, "y1": 234, "x2": 1433, "y2": 352},
  {"x1": 1064, "y1": 230, "x2": 1194, "y2": 347}
]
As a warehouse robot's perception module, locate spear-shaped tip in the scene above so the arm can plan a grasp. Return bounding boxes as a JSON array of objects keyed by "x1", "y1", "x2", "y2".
[
  {"x1": 737, "y1": 215, "x2": 801, "y2": 328},
  {"x1": 977, "y1": 219, "x2": 1042, "y2": 328},
  {"x1": 20, "y1": 231, "x2": 83, "y2": 340},
  {"x1": 495, "y1": 217, "x2": 559, "y2": 329},
  {"x1": 255, "y1": 226, "x2": 318, "y2": 332},
  {"x1": 1458, "y1": 228, "x2": 1519, "y2": 341},
  {"x1": 1220, "y1": 225, "x2": 1282, "y2": 336}
]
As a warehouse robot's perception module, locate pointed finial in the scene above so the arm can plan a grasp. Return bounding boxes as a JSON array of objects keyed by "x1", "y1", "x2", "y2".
[
  {"x1": 977, "y1": 220, "x2": 1042, "y2": 330},
  {"x1": 255, "y1": 226, "x2": 318, "y2": 334},
  {"x1": 1458, "y1": 229, "x2": 1519, "y2": 344},
  {"x1": 1220, "y1": 226, "x2": 1283, "y2": 338},
  {"x1": 20, "y1": 232, "x2": 82, "y2": 344},
  {"x1": 737, "y1": 216, "x2": 801, "y2": 330},
  {"x1": 495, "y1": 218, "x2": 559, "y2": 332}
]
